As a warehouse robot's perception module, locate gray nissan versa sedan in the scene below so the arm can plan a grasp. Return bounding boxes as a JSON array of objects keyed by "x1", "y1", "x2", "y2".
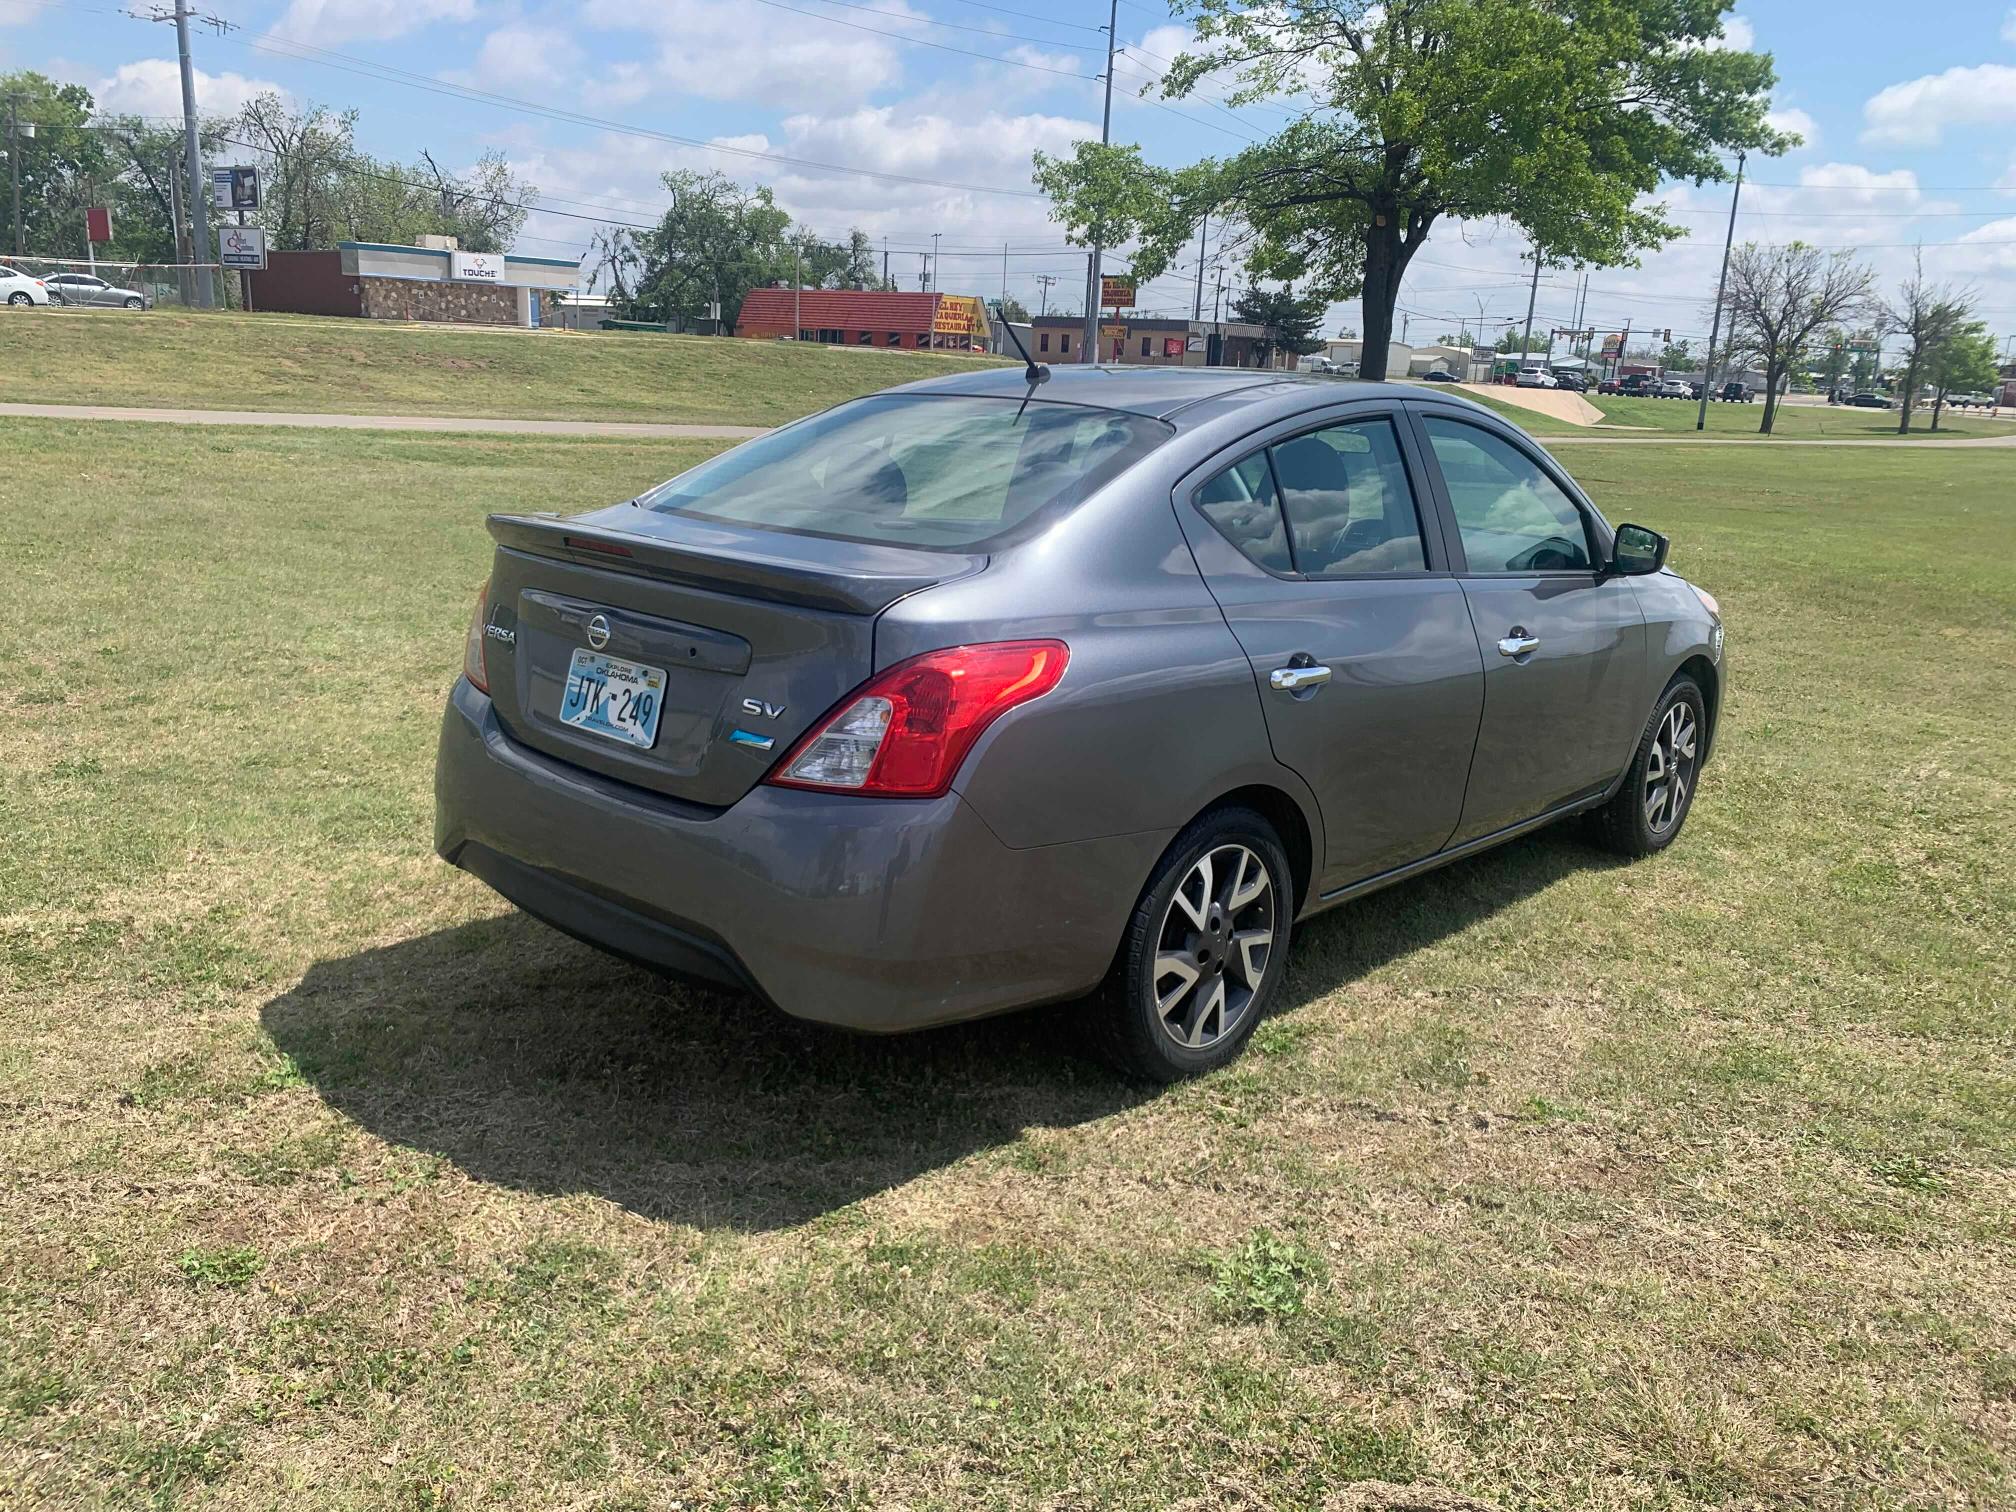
[{"x1": 436, "y1": 366, "x2": 1723, "y2": 1080}]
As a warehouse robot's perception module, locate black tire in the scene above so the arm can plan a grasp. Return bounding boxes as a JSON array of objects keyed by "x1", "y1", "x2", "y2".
[
  {"x1": 1094, "y1": 806, "x2": 1294, "y2": 1083},
  {"x1": 6, "y1": 292, "x2": 30, "y2": 306},
  {"x1": 123, "y1": 297, "x2": 143, "y2": 310},
  {"x1": 1592, "y1": 676, "x2": 1706, "y2": 858}
]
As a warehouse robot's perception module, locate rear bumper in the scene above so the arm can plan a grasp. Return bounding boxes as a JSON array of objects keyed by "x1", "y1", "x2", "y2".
[{"x1": 434, "y1": 679, "x2": 1167, "y2": 1032}]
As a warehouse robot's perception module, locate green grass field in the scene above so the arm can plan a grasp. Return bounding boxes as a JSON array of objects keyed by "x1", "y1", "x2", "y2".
[
  {"x1": 0, "y1": 308, "x2": 1004, "y2": 424},
  {"x1": 2, "y1": 420, "x2": 2013, "y2": 1509},
  {"x1": 1452, "y1": 384, "x2": 2008, "y2": 440}
]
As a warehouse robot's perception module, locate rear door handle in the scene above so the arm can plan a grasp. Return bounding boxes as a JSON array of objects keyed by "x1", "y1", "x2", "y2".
[
  {"x1": 1497, "y1": 632, "x2": 1541, "y2": 658},
  {"x1": 1269, "y1": 664, "x2": 1333, "y2": 692}
]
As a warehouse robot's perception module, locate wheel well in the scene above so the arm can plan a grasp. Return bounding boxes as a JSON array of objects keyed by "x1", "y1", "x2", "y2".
[
  {"x1": 1203, "y1": 785, "x2": 1315, "y2": 914},
  {"x1": 1676, "y1": 654, "x2": 1720, "y2": 763}
]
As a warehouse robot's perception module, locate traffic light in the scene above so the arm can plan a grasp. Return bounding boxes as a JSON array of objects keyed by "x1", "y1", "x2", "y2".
[{"x1": 1661, "y1": 329, "x2": 1672, "y2": 342}]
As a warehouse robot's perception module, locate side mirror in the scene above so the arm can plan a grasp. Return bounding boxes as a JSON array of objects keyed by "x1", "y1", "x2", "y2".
[{"x1": 1609, "y1": 522, "x2": 1669, "y2": 576}]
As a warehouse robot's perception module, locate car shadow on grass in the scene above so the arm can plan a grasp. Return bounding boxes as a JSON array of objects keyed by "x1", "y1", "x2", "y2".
[{"x1": 261, "y1": 827, "x2": 1613, "y2": 1233}]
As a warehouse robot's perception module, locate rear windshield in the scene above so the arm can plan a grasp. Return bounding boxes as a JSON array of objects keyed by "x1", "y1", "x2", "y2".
[{"x1": 639, "y1": 393, "x2": 1170, "y2": 550}]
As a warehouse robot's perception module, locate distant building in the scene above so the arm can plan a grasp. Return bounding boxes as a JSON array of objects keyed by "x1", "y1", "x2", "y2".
[
  {"x1": 1407, "y1": 343, "x2": 1475, "y2": 376},
  {"x1": 1031, "y1": 315, "x2": 1291, "y2": 368},
  {"x1": 1325, "y1": 338, "x2": 1412, "y2": 376},
  {"x1": 734, "y1": 288, "x2": 990, "y2": 351},
  {"x1": 246, "y1": 241, "x2": 581, "y2": 327}
]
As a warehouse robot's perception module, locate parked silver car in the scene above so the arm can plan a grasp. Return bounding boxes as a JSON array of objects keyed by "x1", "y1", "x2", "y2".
[
  {"x1": 43, "y1": 272, "x2": 148, "y2": 309},
  {"x1": 436, "y1": 368, "x2": 1724, "y2": 1080}
]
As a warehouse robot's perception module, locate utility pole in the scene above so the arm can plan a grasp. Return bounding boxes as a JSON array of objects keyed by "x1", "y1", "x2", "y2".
[
  {"x1": 1192, "y1": 212, "x2": 1207, "y2": 320},
  {"x1": 1519, "y1": 244, "x2": 1542, "y2": 369},
  {"x1": 1001, "y1": 241, "x2": 1008, "y2": 306},
  {"x1": 6, "y1": 97, "x2": 22, "y2": 258},
  {"x1": 1034, "y1": 272, "x2": 1056, "y2": 316},
  {"x1": 792, "y1": 241, "x2": 801, "y2": 340},
  {"x1": 931, "y1": 231, "x2": 941, "y2": 291},
  {"x1": 1696, "y1": 149, "x2": 1746, "y2": 432},
  {"x1": 1082, "y1": 0, "x2": 1118, "y2": 363},
  {"x1": 171, "y1": 0, "x2": 215, "y2": 308},
  {"x1": 881, "y1": 237, "x2": 888, "y2": 290}
]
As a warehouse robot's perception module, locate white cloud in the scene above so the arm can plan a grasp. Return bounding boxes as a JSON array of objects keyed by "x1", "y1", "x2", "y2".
[
  {"x1": 2003, "y1": 8, "x2": 2016, "y2": 43},
  {"x1": 1714, "y1": 15, "x2": 1755, "y2": 50},
  {"x1": 579, "y1": 0, "x2": 907, "y2": 110},
  {"x1": 446, "y1": 24, "x2": 581, "y2": 92},
  {"x1": 268, "y1": 0, "x2": 475, "y2": 46},
  {"x1": 1764, "y1": 107, "x2": 1817, "y2": 149},
  {"x1": 92, "y1": 59, "x2": 283, "y2": 118},
  {"x1": 1861, "y1": 63, "x2": 2016, "y2": 147}
]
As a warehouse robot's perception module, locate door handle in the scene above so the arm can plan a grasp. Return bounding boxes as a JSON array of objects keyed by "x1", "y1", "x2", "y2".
[
  {"x1": 1269, "y1": 663, "x2": 1333, "y2": 692},
  {"x1": 1497, "y1": 631, "x2": 1541, "y2": 658}
]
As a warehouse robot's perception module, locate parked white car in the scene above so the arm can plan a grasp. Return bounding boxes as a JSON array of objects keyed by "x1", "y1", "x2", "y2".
[
  {"x1": 1515, "y1": 366, "x2": 1557, "y2": 388},
  {"x1": 0, "y1": 265, "x2": 53, "y2": 306}
]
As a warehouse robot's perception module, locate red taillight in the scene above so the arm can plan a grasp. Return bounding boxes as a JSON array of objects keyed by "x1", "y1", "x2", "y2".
[
  {"x1": 765, "y1": 640, "x2": 1069, "y2": 798},
  {"x1": 463, "y1": 578, "x2": 491, "y2": 694}
]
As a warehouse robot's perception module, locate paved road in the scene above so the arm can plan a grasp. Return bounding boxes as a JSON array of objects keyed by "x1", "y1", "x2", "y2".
[
  {"x1": 2, "y1": 401, "x2": 2011, "y2": 448},
  {"x1": 0, "y1": 402, "x2": 768, "y2": 440}
]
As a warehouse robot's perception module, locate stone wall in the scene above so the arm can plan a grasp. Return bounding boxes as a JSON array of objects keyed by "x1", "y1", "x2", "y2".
[{"x1": 359, "y1": 276, "x2": 524, "y2": 325}]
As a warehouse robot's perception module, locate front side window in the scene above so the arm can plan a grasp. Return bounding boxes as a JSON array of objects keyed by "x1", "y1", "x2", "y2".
[
  {"x1": 642, "y1": 394, "x2": 1169, "y2": 551},
  {"x1": 1195, "y1": 453, "x2": 1291, "y2": 574},
  {"x1": 1422, "y1": 417, "x2": 1593, "y2": 573},
  {"x1": 1269, "y1": 419, "x2": 1427, "y2": 576}
]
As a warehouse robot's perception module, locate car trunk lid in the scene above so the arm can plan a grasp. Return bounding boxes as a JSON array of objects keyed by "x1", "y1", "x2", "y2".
[{"x1": 481, "y1": 508, "x2": 983, "y2": 807}]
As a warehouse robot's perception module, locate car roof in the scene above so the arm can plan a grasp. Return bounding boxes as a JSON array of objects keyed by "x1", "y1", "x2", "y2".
[{"x1": 884, "y1": 364, "x2": 1438, "y2": 420}]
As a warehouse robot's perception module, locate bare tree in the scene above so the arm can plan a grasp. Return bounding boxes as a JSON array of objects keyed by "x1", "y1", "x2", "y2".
[
  {"x1": 1880, "y1": 250, "x2": 1972, "y2": 435},
  {"x1": 1720, "y1": 241, "x2": 1874, "y2": 433}
]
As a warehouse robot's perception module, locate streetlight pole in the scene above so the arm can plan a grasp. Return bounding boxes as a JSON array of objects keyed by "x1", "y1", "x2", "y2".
[
  {"x1": 1519, "y1": 244, "x2": 1543, "y2": 370},
  {"x1": 1082, "y1": 0, "x2": 1118, "y2": 363},
  {"x1": 6, "y1": 97, "x2": 23, "y2": 258},
  {"x1": 1192, "y1": 212, "x2": 1207, "y2": 320},
  {"x1": 1696, "y1": 150, "x2": 1745, "y2": 431}
]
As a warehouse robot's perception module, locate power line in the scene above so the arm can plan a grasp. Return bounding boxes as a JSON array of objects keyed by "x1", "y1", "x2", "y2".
[{"x1": 792, "y1": 0, "x2": 1100, "y2": 51}]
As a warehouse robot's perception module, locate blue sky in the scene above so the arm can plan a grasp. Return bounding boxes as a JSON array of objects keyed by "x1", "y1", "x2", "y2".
[{"x1": 6, "y1": 0, "x2": 2015, "y2": 352}]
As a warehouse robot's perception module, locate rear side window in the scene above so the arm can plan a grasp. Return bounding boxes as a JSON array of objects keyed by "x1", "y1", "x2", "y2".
[
  {"x1": 1421, "y1": 417, "x2": 1593, "y2": 572},
  {"x1": 1195, "y1": 454, "x2": 1291, "y2": 573},
  {"x1": 642, "y1": 394, "x2": 1169, "y2": 551},
  {"x1": 1269, "y1": 419, "x2": 1426, "y2": 576},
  {"x1": 1193, "y1": 413, "x2": 1428, "y2": 577}
]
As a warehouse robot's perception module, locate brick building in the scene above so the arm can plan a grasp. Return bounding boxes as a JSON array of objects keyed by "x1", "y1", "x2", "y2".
[
  {"x1": 1029, "y1": 315, "x2": 1289, "y2": 369},
  {"x1": 247, "y1": 241, "x2": 582, "y2": 327},
  {"x1": 735, "y1": 289, "x2": 990, "y2": 351}
]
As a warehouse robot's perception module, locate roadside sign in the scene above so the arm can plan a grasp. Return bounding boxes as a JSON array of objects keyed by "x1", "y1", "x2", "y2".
[
  {"x1": 451, "y1": 250, "x2": 504, "y2": 282},
  {"x1": 85, "y1": 206, "x2": 112, "y2": 244},
  {"x1": 212, "y1": 166, "x2": 260, "y2": 212},
  {"x1": 1600, "y1": 332, "x2": 1623, "y2": 356},
  {"x1": 218, "y1": 225, "x2": 267, "y2": 270},
  {"x1": 1099, "y1": 275, "x2": 1136, "y2": 309}
]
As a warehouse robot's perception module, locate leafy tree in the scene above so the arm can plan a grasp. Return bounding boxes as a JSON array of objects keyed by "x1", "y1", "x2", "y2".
[
  {"x1": 1719, "y1": 241, "x2": 1874, "y2": 433},
  {"x1": 0, "y1": 72, "x2": 110, "y2": 258},
  {"x1": 1925, "y1": 318, "x2": 1996, "y2": 431},
  {"x1": 1879, "y1": 252, "x2": 1970, "y2": 435},
  {"x1": 997, "y1": 295, "x2": 1030, "y2": 323},
  {"x1": 788, "y1": 226, "x2": 880, "y2": 290},
  {"x1": 594, "y1": 170, "x2": 791, "y2": 333},
  {"x1": 1814, "y1": 326, "x2": 1852, "y2": 393},
  {"x1": 1033, "y1": 0, "x2": 1790, "y2": 380},
  {"x1": 1231, "y1": 284, "x2": 1327, "y2": 364},
  {"x1": 1660, "y1": 338, "x2": 1692, "y2": 371}
]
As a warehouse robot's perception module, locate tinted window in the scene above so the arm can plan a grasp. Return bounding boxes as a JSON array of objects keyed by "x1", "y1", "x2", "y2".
[
  {"x1": 1423, "y1": 418, "x2": 1593, "y2": 572},
  {"x1": 642, "y1": 394, "x2": 1168, "y2": 551},
  {"x1": 1270, "y1": 419, "x2": 1427, "y2": 576},
  {"x1": 1195, "y1": 453, "x2": 1290, "y2": 573}
]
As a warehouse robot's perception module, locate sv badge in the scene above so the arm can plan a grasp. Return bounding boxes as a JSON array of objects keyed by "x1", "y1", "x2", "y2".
[{"x1": 740, "y1": 697, "x2": 785, "y2": 720}]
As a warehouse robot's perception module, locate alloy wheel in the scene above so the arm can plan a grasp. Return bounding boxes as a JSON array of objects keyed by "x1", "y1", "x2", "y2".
[
  {"x1": 1151, "y1": 843, "x2": 1275, "y2": 1050},
  {"x1": 1644, "y1": 701, "x2": 1699, "y2": 835}
]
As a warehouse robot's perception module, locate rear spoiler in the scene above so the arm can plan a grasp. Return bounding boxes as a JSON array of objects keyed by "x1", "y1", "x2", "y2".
[{"x1": 486, "y1": 513, "x2": 982, "y2": 616}]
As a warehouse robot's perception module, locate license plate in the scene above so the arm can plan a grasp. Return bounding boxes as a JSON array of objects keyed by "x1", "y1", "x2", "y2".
[{"x1": 559, "y1": 648, "x2": 666, "y2": 750}]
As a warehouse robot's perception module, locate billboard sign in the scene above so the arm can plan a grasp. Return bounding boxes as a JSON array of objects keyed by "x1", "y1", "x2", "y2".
[
  {"x1": 1099, "y1": 275, "x2": 1136, "y2": 310},
  {"x1": 451, "y1": 251, "x2": 505, "y2": 282},
  {"x1": 212, "y1": 166, "x2": 260, "y2": 212},
  {"x1": 1600, "y1": 332, "x2": 1623, "y2": 357},
  {"x1": 931, "y1": 293, "x2": 986, "y2": 337},
  {"x1": 85, "y1": 207, "x2": 112, "y2": 244},
  {"x1": 218, "y1": 225, "x2": 267, "y2": 270}
]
